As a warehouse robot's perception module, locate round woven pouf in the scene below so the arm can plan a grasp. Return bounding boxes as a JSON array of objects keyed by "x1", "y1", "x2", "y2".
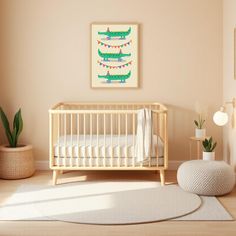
[{"x1": 177, "y1": 160, "x2": 235, "y2": 196}]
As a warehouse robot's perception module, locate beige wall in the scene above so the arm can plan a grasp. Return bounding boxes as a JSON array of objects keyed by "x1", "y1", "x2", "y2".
[
  {"x1": 223, "y1": 0, "x2": 236, "y2": 170},
  {"x1": 0, "y1": 0, "x2": 223, "y2": 164}
]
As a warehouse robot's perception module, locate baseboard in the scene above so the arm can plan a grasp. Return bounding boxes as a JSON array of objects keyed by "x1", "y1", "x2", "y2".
[
  {"x1": 35, "y1": 161, "x2": 50, "y2": 170},
  {"x1": 167, "y1": 161, "x2": 184, "y2": 170},
  {"x1": 35, "y1": 160, "x2": 184, "y2": 171}
]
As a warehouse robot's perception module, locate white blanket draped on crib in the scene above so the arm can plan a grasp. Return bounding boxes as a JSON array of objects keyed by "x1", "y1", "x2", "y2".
[{"x1": 135, "y1": 108, "x2": 155, "y2": 163}]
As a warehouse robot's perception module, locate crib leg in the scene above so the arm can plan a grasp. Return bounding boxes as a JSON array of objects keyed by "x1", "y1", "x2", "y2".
[
  {"x1": 160, "y1": 170, "x2": 165, "y2": 186},
  {"x1": 53, "y1": 170, "x2": 59, "y2": 185}
]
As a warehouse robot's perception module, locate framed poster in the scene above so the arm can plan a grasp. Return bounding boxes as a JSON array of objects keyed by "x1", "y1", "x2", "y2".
[{"x1": 91, "y1": 23, "x2": 138, "y2": 88}]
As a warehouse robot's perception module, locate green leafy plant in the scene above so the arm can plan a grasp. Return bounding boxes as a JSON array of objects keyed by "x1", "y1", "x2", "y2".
[
  {"x1": 0, "y1": 107, "x2": 23, "y2": 147},
  {"x1": 194, "y1": 115, "x2": 205, "y2": 129},
  {"x1": 202, "y1": 137, "x2": 217, "y2": 152}
]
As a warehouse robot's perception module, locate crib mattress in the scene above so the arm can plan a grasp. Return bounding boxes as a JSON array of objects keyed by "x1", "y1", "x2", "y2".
[{"x1": 53, "y1": 135, "x2": 164, "y2": 167}]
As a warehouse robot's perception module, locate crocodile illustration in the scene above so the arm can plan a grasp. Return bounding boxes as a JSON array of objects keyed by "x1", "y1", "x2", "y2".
[
  {"x1": 98, "y1": 49, "x2": 131, "y2": 62},
  {"x1": 98, "y1": 71, "x2": 131, "y2": 83},
  {"x1": 98, "y1": 27, "x2": 131, "y2": 40}
]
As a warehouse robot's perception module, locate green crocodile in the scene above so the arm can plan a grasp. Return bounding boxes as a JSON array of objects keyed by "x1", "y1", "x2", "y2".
[
  {"x1": 98, "y1": 49, "x2": 131, "y2": 61},
  {"x1": 98, "y1": 27, "x2": 131, "y2": 39},
  {"x1": 98, "y1": 71, "x2": 131, "y2": 83}
]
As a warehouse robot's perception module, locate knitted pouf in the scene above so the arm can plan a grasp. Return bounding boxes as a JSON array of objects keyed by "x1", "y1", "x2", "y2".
[{"x1": 177, "y1": 160, "x2": 235, "y2": 196}]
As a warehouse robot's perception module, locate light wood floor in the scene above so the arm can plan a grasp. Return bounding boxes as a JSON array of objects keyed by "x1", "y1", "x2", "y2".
[{"x1": 0, "y1": 170, "x2": 236, "y2": 236}]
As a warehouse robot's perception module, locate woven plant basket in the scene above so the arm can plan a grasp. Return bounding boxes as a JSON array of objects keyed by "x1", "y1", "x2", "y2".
[{"x1": 0, "y1": 145, "x2": 35, "y2": 179}]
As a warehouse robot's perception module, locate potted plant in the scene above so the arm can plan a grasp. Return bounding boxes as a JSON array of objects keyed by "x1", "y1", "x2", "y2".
[
  {"x1": 194, "y1": 114, "x2": 206, "y2": 138},
  {"x1": 202, "y1": 137, "x2": 217, "y2": 161},
  {"x1": 0, "y1": 107, "x2": 35, "y2": 179}
]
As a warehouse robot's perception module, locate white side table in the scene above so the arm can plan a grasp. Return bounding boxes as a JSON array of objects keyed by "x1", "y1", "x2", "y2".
[{"x1": 189, "y1": 136, "x2": 208, "y2": 160}]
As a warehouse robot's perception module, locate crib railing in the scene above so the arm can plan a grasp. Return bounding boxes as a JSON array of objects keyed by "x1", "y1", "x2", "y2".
[{"x1": 49, "y1": 102, "x2": 168, "y2": 170}]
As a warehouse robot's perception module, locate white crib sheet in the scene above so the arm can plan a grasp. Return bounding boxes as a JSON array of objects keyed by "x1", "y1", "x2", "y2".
[
  {"x1": 54, "y1": 134, "x2": 163, "y2": 158},
  {"x1": 53, "y1": 135, "x2": 164, "y2": 167}
]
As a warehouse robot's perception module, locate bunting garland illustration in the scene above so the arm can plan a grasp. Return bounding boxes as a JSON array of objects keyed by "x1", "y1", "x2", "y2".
[
  {"x1": 97, "y1": 39, "x2": 132, "y2": 49},
  {"x1": 97, "y1": 60, "x2": 132, "y2": 69}
]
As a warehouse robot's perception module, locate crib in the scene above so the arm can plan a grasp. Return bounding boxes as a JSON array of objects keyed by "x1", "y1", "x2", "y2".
[{"x1": 49, "y1": 102, "x2": 168, "y2": 185}]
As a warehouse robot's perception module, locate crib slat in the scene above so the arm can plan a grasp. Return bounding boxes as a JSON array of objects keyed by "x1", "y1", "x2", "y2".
[
  {"x1": 57, "y1": 114, "x2": 60, "y2": 167},
  {"x1": 157, "y1": 112, "x2": 160, "y2": 167},
  {"x1": 111, "y1": 113, "x2": 113, "y2": 167},
  {"x1": 125, "y1": 113, "x2": 128, "y2": 167},
  {"x1": 49, "y1": 113, "x2": 53, "y2": 167},
  {"x1": 164, "y1": 112, "x2": 168, "y2": 168},
  {"x1": 132, "y1": 111, "x2": 135, "y2": 167},
  {"x1": 96, "y1": 113, "x2": 99, "y2": 166},
  {"x1": 76, "y1": 114, "x2": 80, "y2": 167},
  {"x1": 90, "y1": 113, "x2": 92, "y2": 167},
  {"x1": 140, "y1": 105, "x2": 143, "y2": 168},
  {"x1": 70, "y1": 114, "x2": 73, "y2": 167},
  {"x1": 118, "y1": 113, "x2": 121, "y2": 167},
  {"x1": 84, "y1": 113, "x2": 86, "y2": 167},
  {"x1": 64, "y1": 114, "x2": 67, "y2": 167},
  {"x1": 103, "y1": 113, "x2": 106, "y2": 166},
  {"x1": 149, "y1": 105, "x2": 151, "y2": 168}
]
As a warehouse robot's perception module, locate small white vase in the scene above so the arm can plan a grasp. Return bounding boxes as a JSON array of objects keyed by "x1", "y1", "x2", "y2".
[
  {"x1": 195, "y1": 128, "x2": 206, "y2": 138},
  {"x1": 203, "y1": 151, "x2": 215, "y2": 161}
]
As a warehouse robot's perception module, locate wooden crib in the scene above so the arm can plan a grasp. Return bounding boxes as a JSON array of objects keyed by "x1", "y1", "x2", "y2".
[{"x1": 49, "y1": 102, "x2": 168, "y2": 185}]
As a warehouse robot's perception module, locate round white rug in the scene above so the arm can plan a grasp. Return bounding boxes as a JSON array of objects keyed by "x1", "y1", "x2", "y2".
[{"x1": 32, "y1": 181, "x2": 201, "y2": 224}]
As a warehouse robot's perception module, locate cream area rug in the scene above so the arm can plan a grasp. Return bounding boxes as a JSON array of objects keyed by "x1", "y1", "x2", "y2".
[{"x1": 0, "y1": 181, "x2": 233, "y2": 224}]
